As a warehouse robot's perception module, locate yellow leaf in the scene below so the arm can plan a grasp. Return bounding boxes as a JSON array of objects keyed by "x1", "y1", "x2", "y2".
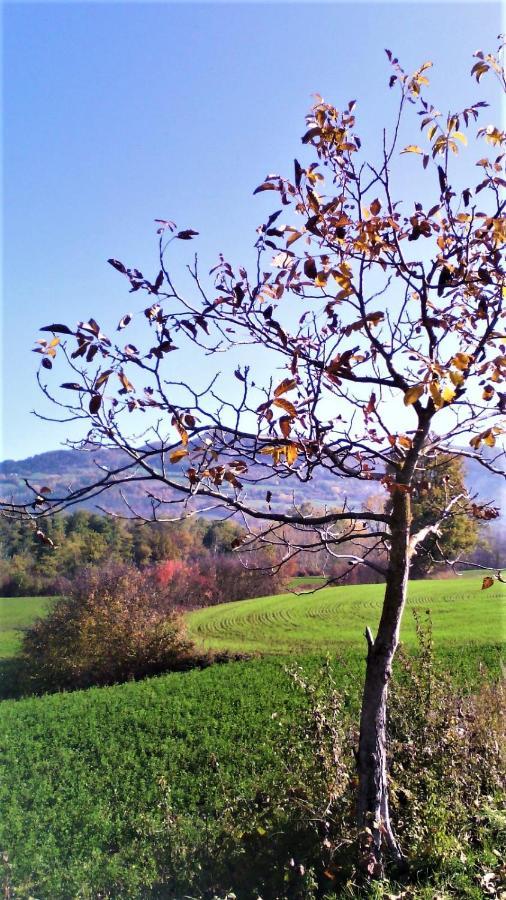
[
  {"x1": 482, "y1": 576, "x2": 494, "y2": 590},
  {"x1": 315, "y1": 272, "x2": 328, "y2": 287},
  {"x1": 427, "y1": 124, "x2": 438, "y2": 141},
  {"x1": 397, "y1": 435, "x2": 412, "y2": 449},
  {"x1": 285, "y1": 443, "x2": 298, "y2": 466},
  {"x1": 259, "y1": 445, "x2": 283, "y2": 464},
  {"x1": 429, "y1": 381, "x2": 442, "y2": 409},
  {"x1": 440, "y1": 384, "x2": 456, "y2": 404},
  {"x1": 274, "y1": 378, "x2": 297, "y2": 397},
  {"x1": 169, "y1": 448, "x2": 189, "y2": 463},
  {"x1": 452, "y1": 131, "x2": 468, "y2": 145},
  {"x1": 404, "y1": 384, "x2": 425, "y2": 406},
  {"x1": 483, "y1": 430, "x2": 496, "y2": 447},
  {"x1": 401, "y1": 145, "x2": 423, "y2": 155}
]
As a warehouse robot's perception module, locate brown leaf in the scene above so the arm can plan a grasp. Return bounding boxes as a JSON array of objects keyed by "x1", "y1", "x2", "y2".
[
  {"x1": 89, "y1": 394, "x2": 102, "y2": 414},
  {"x1": 404, "y1": 384, "x2": 425, "y2": 406},
  {"x1": 273, "y1": 398, "x2": 297, "y2": 417},
  {"x1": 481, "y1": 576, "x2": 494, "y2": 590},
  {"x1": 108, "y1": 259, "x2": 127, "y2": 273},
  {"x1": 303, "y1": 257, "x2": 318, "y2": 280},
  {"x1": 118, "y1": 371, "x2": 134, "y2": 393},
  {"x1": 253, "y1": 182, "x2": 277, "y2": 194},
  {"x1": 40, "y1": 324, "x2": 74, "y2": 335},
  {"x1": 117, "y1": 314, "x2": 132, "y2": 330},
  {"x1": 274, "y1": 378, "x2": 297, "y2": 397},
  {"x1": 176, "y1": 230, "x2": 199, "y2": 240}
]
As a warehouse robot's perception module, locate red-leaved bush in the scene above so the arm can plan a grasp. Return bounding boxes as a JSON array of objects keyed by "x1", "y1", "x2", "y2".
[{"x1": 152, "y1": 553, "x2": 291, "y2": 610}]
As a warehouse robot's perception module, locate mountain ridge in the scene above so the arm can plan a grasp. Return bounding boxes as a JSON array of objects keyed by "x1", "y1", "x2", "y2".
[{"x1": 1, "y1": 444, "x2": 504, "y2": 523}]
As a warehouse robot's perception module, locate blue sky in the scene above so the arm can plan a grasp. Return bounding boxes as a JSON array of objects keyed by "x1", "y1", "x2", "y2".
[{"x1": 3, "y1": 1, "x2": 502, "y2": 459}]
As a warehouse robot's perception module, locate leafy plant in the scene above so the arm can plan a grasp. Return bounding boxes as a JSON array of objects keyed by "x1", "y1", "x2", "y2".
[{"x1": 18, "y1": 563, "x2": 209, "y2": 692}]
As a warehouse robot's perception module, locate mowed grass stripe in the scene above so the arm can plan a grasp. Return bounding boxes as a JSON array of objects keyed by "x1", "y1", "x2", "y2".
[{"x1": 188, "y1": 575, "x2": 506, "y2": 653}]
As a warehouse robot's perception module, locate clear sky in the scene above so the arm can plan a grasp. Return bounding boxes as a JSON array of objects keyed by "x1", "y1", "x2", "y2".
[{"x1": 2, "y1": 1, "x2": 502, "y2": 460}]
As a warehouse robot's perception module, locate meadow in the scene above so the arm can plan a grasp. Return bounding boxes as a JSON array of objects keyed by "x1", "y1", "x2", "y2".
[
  {"x1": 0, "y1": 576, "x2": 504, "y2": 898},
  {"x1": 188, "y1": 572, "x2": 506, "y2": 655},
  {"x1": 0, "y1": 595, "x2": 52, "y2": 658}
]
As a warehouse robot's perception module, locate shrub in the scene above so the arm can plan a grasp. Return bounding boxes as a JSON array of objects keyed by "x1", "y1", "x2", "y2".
[
  {"x1": 18, "y1": 563, "x2": 209, "y2": 693},
  {"x1": 149, "y1": 628, "x2": 505, "y2": 898},
  {"x1": 152, "y1": 552, "x2": 291, "y2": 610}
]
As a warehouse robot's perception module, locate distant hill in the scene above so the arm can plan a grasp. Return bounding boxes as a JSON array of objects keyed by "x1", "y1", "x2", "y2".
[{"x1": 1, "y1": 444, "x2": 504, "y2": 523}]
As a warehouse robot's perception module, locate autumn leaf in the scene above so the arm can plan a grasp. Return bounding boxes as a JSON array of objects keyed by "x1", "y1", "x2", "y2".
[
  {"x1": 273, "y1": 397, "x2": 297, "y2": 417},
  {"x1": 108, "y1": 259, "x2": 127, "y2": 273},
  {"x1": 303, "y1": 257, "x2": 318, "y2": 280},
  {"x1": 440, "y1": 384, "x2": 456, "y2": 404},
  {"x1": 169, "y1": 448, "x2": 189, "y2": 463},
  {"x1": 481, "y1": 576, "x2": 494, "y2": 590},
  {"x1": 274, "y1": 378, "x2": 297, "y2": 397},
  {"x1": 118, "y1": 372, "x2": 134, "y2": 393},
  {"x1": 452, "y1": 352, "x2": 472, "y2": 371},
  {"x1": 285, "y1": 443, "x2": 298, "y2": 466},
  {"x1": 89, "y1": 394, "x2": 102, "y2": 414},
  {"x1": 279, "y1": 416, "x2": 292, "y2": 438},
  {"x1": 404, "y1": 384, "x2": 425, "y2": 406},
  {"x1": 176, "y1": 230, "x2": 199, "y2": 240},
  {"x1": 429, "y1": 381, "x2": 442, "y2": 408},
  {"x1": 117, "y1": 314, "x2": 132, "y2": 330},
  {"x1": 253, "y1": 181, "x2": 278, "y2": 194},
  {"x1": 40, "y1": 324, "x2": 74, "y2": 335},
  {"x1": 401, "y1": 145, "x2": 423, "y2": 155}
]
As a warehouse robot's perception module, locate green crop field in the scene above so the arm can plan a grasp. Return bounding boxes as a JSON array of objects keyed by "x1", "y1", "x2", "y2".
[
  {"x1": 188, "y1": 574, "x2": 506, "y2": 654},
  {"x1": 0, "y1": 577, "x2": 504, "y2": 898},
  {"x1": 0, "y1": 596, "x2": 53, "y2": 658}
]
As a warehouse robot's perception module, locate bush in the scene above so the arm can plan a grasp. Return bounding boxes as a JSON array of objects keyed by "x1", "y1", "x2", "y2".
[
  {"x1": 149, "y1": 625, "x2": 505, "y2": 898},
  {"x1": 18, "y1": 563, "x2": 210, "y2": 693},
  {"x1": 152, "y1": 552, "x2": 291, "y2": 610}
]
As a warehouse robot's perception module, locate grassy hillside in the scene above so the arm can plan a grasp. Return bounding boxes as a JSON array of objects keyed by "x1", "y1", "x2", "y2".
[
  {"x1": 1, "y1": 648, "x2": 503, "y2": 899},
  {"x1": 0, "y1": 577, "x2": 504, "y2": 897},
  {"x1": 188, "y1": 574, "x2": 506, "y2": 654}
]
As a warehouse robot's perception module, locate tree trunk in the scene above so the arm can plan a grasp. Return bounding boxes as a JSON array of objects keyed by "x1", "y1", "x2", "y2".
[{"x1": 357, "y1": 488, "x2": 411, "y2": 876}]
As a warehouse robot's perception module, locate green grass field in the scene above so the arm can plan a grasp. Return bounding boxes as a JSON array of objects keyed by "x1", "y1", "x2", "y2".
[
  {"x1": 0, "y1": 577, "x2": 504, "y2": 898},
  {"x1": 0, "y1": 596, "x2": 52, "y2": 658},
  {"x1": 188, "y1": 574, "x2": 506, "y2": 654}
]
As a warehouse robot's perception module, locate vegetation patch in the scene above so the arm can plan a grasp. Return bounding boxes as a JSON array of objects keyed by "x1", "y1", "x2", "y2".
[
  {"x1": 1, "y1": 640, "x2": 503, "y2": 899},
  {"x1": 188, "y1": 574, "x2": 506, "y2": 655}
]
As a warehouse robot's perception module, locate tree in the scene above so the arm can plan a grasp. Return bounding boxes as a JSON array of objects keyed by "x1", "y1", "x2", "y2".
[
  {"x1": 3, "y1": 42, "x2": 505, "y2": 874},
  {"x1": 409, "y1": 451, "x2": 479, "y2": 577}
]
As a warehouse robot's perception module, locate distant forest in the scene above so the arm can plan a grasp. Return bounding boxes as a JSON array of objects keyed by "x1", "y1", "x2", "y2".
[{"x1": 0, "y1": 507, "x2": 503, "y2": 599}]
